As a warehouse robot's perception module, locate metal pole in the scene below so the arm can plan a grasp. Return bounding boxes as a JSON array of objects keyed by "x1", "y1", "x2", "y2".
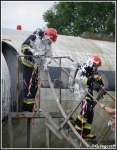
[
  {"x1": 46, "y1": 118, "x2": 51, "y2": 148},
  {"x1": 27, "y1": 118, "x2": 32, "y2": 148},
  {"x1": 59, "y1": 58, "x2": 61, "y2": 104},
  {"x1": 53, "y1": 56, "x2": 74, "y2": 62},
  {"x1": 16, "y1": 55, "x2": 19, "y2": 114},
  {"x1": 98, "y1": 127, "x2": 111, "y2": 145},
  {"x1": 8, "y1": 113, "x2": 13, "y2": 148},
  {"x1": 38, "y1": 58, "x2": 40, "y2": 110}
]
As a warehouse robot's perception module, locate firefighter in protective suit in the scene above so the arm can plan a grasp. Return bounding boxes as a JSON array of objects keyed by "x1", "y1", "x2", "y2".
[
  {"x1": 21, "y1": 28, "x2": 58, "y2": 112},
  {"x1": 69, "y1": 55, "x2": 105, "y2": 140}
]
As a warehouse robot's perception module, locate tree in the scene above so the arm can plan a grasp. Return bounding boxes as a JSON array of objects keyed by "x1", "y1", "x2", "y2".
[{"x1": 42, "y1": 2, "x2": 115, "y2": 36}]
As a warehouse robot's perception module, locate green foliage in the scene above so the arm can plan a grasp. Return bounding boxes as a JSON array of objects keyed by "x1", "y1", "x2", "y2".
[{"x1": 42, "y1": 2, "x2": 115, "y2": 36}]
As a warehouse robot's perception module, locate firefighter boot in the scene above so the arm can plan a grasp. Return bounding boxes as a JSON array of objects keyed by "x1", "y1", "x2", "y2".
[
  {"x1": 82, "y1": 125, "x2": 97, "y2": 142},
  {"x1": 83, "y1": 134, "x2": 96, "y2": 139},
  {"x1": 83, "y1": 134, "x2": 97, "y2": 144}
]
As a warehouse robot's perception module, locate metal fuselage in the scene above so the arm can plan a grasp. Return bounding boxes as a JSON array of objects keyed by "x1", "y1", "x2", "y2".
[{"x1": 2, "y1": 28, "x2": 115, "y2": 148}]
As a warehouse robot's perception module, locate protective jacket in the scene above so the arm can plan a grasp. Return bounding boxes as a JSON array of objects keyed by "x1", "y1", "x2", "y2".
[
  {"x1": 69, "y1": 60, "x2": 104, "y2": 100},
  {"x1": 76, "y1": 62, "x2": 104, "y2": 97},
  {"x1": 21, "y1": 33, "x2": 53, "y2": 70}
]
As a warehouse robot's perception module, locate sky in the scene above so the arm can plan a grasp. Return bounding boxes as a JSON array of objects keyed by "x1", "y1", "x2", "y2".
[{"x1": 1, "y1": 1, "x2": 57, "y2": 32}]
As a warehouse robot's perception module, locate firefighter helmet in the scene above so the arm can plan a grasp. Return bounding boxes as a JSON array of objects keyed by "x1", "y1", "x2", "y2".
[
  {"x1": 90, "y1": 55, "x2": 102, "y2": 67},
  {"x1": 44, "y1": 28, "x2": 58, "y2": 42}
]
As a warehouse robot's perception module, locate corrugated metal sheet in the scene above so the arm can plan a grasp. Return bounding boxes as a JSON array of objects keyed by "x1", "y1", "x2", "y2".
[{"x1": 2, "y1": 28, "x2": 115, "y2": 71}]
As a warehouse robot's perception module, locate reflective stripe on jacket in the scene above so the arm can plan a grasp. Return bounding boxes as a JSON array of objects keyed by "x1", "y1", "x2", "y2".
[
  {"x1": 22, "y1": 60, "x2": 34, "y2": 68},
  {"x1": 23, "y1": 99, "x2": 35, "y2": 104}
]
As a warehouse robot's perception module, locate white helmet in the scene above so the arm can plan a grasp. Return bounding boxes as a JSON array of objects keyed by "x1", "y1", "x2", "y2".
[{"x1": 33, "y1": 28, "x2": 44, "y2": 39}]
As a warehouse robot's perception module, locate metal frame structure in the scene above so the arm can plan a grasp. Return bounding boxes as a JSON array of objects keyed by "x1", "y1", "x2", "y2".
[{"x1": 8, "y1": 55, "x2": 114, "y2": 148}]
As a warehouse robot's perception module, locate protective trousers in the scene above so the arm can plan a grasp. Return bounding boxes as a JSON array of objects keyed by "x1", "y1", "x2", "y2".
[
  {"x1": 22, "y1": 64, "x2": 38, "y2": 112},
  {"x1": 75, "y1": 97, "x2": 94, "y2": 135}
]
